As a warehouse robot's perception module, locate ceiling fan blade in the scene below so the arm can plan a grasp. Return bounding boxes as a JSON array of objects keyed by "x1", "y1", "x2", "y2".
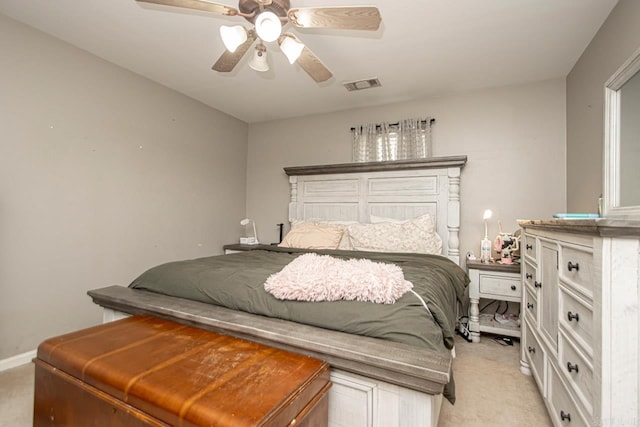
[
  {"x1": 136, "y1": 0, "x2": 238, "y2": 16},
  {"x1": 212, "y1": 31, "x2": 257, "y2": 72},
  {"x1": 296, "y1": 45, "x2": 333, "y2": 83},
  {"x1": 288, "y1": 6, "x2": 381, "y2": 31}
]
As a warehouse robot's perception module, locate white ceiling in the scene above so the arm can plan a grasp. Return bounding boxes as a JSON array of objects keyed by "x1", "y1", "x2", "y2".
[{"x1": 0, "y1": 0, "x2": 618, "y2": 123}]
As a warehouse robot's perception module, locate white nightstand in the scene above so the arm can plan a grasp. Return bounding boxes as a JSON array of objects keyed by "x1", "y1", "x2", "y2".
[
  {"x1": 223, "y1": 243, "x2": 268, "y2": 254},
  {"x1": 467, "y1": 260, "x2": 521, "y2": 343}
]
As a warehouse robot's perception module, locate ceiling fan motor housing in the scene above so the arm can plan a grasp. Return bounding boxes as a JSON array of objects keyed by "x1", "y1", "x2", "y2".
[{"x1": 239, "y1": 0, "x2": 290, "y2": 24}]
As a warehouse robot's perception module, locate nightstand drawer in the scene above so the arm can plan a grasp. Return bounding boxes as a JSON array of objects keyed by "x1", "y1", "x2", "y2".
[{"x1": 479, "y1": 274, "x2": 521, "y2": 299}]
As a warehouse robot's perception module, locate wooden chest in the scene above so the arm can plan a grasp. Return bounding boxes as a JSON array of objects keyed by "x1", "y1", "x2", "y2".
[{"x1": 34, "y1": 315, "x2": 331, "y2": 426}]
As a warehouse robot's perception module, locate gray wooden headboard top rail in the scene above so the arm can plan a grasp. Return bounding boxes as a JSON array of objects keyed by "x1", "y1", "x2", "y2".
[{"x1": 283, "y1": 156, "x2": 467, "y2": 176}]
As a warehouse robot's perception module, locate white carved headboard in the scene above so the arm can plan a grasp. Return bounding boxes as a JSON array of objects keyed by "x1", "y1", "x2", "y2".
[{"x1": 284, "y1": 156, "x2": 467, "y2": 265}]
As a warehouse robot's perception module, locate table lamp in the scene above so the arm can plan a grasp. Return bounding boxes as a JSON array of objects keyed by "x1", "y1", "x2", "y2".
[{"x1": 240, "y1": 218, "x2": 259, "y2": 245}]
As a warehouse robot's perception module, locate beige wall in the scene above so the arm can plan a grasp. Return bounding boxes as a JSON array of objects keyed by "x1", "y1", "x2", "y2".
[
  {"x1": 247, "y1": 79, "x2": 567, "y2": 262},
  {"x1": 566, "y1": 0, "x2": 640, "y2": 212},
  {"x1": 0, "y1": 15, "x2": 248, "y2": 359}
]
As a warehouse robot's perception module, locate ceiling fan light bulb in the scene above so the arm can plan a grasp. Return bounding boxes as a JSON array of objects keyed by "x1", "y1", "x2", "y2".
[
  {"x1": 249, "y1": 49, "x2": 269, "y2": 72},
  {"x1": 220, "y1": 25, "x2": 247, "y2": 53},
  {"x1": 280, "y1": 37, "x2": 304, "y2": 64},
  {"x1": 255, "y1": 11, "x2": 282, "y2": 42}
]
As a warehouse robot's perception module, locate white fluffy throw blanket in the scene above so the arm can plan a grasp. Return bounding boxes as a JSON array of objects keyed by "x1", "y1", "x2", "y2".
[{"x1": 264, "y1": 253, "x2": 413, "y2": 304}]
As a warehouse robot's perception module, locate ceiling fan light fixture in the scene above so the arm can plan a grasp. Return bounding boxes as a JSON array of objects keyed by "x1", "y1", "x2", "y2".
[
  {"x1": 279, "y1": 36, "x2": 304, "y2": 64},
  {"x1": 249, "y1": 46, "x2": 269, "y2": 72},
  {"x1": 220, "y1": 25, "x2": 248, "y2": 53},
  {"x1": 255, "y1": 11, "x2": 282, "y2": 42}
]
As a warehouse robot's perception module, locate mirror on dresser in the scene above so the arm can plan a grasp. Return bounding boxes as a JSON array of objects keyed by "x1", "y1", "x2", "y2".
[{"x1": 603, "y1": 46, "x2": 640, "y2": 218}]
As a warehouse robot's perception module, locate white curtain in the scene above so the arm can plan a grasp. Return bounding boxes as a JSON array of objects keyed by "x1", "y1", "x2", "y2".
[{"x1": 351, "y1": 118, "x2": 432, "y2": 162}]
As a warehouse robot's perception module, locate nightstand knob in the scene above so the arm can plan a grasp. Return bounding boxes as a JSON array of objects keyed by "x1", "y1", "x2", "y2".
[
  {"x1": 527, "y1": 303, "x2": 534, "y2": 310},
  {"x1": 567, "y1": 261, "x2": 580, "y2": 272},
  {"x1": 528, "y1": 346, "x2": 535, "y2": 354},
  {"x1": 534, "y1": 281, "x2": 542, "y2": 288},
  {"x1": 560, "y1": 411, "x2": 571, "y2": 422},
  {"x1": 511, "y1": 285, "x2": 517, "y2": 291},
  {"x1": 567, "y1": 362, "x2": 579, "y2": 373},
  {"x1": 526, "y1": 273, "x2": 533, "y2": 279},
  {"x1": 567, "y1": 311, "x2": 579, "y2": 322},
  {"x1": 526, "y1": 244, "x2": 533, "y2": 250}
]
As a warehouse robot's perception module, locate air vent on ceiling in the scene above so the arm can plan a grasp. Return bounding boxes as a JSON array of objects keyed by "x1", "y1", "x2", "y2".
[{"x1": 343, "y1": 78, "x2": 382, "y2": 92}]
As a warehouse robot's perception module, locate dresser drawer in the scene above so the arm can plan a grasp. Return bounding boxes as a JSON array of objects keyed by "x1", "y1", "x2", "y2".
[
  {"x1": 523, "y1": 234, "x2": 537, "y2": 263},
  {"x1": 524, "y1": 287, "x2": 538, "y2": 325},
  {"x1": 558, "y1": 331, "x2": 594, "y2": 416},
  {"x1": 523, "y1": 261, "x2": 537, "y2": 292},
  {"x1": 559, "y1": 244, "x2": 594, "y2": 298},
  {"x1": 559, "y1": 287, "x2": 594, "y2": 356},
  {"x1": 479, "y1": 274, "x2": 521, "y2": 300},
  {"x1": 547, "y1": 362, "x2": 589, "y2": 427},
  {"x1": 524, "y1": 319, "x2": 546, "y2": 395}
]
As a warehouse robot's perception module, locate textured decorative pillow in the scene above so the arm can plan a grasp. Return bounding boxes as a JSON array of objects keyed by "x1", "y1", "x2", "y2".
[
  {"x1": 278, "y1": 222, "x2": 345, "y2": 249},
  {"x1": 347, "y1": 214, "x2": 442, "y2": 254},
  {"x1": 264, "y1": 253, "x2": 413, "y2": 304}
]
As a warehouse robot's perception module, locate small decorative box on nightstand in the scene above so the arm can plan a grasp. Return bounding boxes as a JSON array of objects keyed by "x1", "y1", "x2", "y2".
[{"x1": 467, "y1": 260, "x2": 521, "y2": 343}]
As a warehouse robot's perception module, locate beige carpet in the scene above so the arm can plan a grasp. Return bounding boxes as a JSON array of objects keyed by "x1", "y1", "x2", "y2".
[
  {"x1": 439, "y1": 334, "x2": 552, "y2": 427},
  {"x1": 1, "y1": 334, "x2": 551, "y2": 427},
  {"x1": 0, "y1": 362, "x2": 34, "y2": 427}
]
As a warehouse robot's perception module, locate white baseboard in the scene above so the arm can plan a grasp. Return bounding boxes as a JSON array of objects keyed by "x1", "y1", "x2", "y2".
[{"x1": 0, "y1": 349, "x2": 36, "y2": 372}]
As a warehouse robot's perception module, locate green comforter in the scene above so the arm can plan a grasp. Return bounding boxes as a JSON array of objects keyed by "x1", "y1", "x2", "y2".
[{"x1": 129, "y1": 246, "x2": 469, "y2": 402}]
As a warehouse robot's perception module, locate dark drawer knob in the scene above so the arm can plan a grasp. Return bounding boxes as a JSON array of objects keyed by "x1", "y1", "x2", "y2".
[
  {"x1": 528, "y1": 346, "x2": 535, "y2": 354},
  {"x1": 567, "y1": 362, "x2": 579, "y2": 373},
  {"x1": 511, "y1": 285, "x2": 517, "y2": 291},
  {"x1": 526, "y1": 244, "x2": 533, "y2": 250},
  {"x1": 567, "y1": 262, "x2": 580, "y2": 272},
  {"x1": 527, "y1": 303, "x2": 534, "y2": 309},
  {"x1": 567, "y1": 311, "x2": 580, "y2": 322},
  {"x1": 534, "y1": 281, "x2": 542, "y2": 288},
  {"x1": 526, "y1": 273, "x2": 533, "y2": 279},
  {"x1": 560, "y1": 411, "x2": 571, "y2": 422}
]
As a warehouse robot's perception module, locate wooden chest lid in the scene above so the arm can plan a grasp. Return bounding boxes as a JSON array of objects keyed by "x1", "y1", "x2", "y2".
[{"x1": 36, "y1": 315, "x2": 330, "y2": 426}]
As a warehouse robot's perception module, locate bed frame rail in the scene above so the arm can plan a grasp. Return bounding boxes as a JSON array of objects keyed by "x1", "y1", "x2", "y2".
[{"x1": 88, "y1": 285, "x2": 451, "y2": 395}]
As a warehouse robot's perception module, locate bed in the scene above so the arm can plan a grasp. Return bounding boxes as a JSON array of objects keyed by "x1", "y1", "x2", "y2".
[{"x1": 88, "y1": 155, "x2": 468, "y2": 427}]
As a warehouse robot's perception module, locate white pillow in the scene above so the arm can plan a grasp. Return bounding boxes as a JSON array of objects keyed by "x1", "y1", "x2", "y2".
[
  {"x1": 369, "y1": 214, "x2": 437, "y2": 231},
  {"x1": 347, "y1": 214, "x2": 442, "y2": 254},
  {"x1": 369, "y1": 215, "x2": 409, "y2": 224}
]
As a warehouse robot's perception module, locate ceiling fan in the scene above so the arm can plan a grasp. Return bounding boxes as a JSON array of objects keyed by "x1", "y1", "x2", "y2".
[{"x1": 136, "y1": 0, "x2": 382, "y2": 82}]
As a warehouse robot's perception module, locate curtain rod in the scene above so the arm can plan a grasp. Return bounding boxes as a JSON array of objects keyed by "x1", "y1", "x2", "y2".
[{"x1": 350, "y1": 118, "x2": 435, "y2": 131}]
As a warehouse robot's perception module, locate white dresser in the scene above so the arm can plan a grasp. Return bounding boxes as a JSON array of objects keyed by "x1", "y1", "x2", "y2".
[{"x1": 518, "y1": 219, "x2": 640, "y2": 427}]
